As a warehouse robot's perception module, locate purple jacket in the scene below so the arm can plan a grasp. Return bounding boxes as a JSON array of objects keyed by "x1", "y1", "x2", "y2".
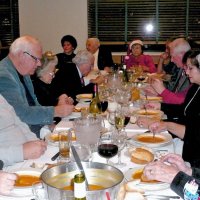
[{"x1": 124, "y1": 54, "x2": 156, "y2": 73}]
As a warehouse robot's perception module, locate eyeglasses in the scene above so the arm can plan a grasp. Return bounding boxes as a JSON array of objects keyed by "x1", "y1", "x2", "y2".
[{"x1": 23, "y1": 51, "x2": 41, "y2": 63}]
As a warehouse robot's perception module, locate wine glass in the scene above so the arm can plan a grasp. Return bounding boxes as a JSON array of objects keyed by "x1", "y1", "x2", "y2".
[
  {"x1": 114, "y1": 109, "x2": 125, "y2": 132},
  {"x1": 97, "y1": 132, "x2": 118, "y2": 164},
  {"x1": 113, "y1": 129, "x2": 127, "y2": 167}
]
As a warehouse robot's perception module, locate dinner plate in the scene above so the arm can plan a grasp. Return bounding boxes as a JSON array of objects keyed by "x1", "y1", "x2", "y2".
[
  {"x1": 141, "y1": 95, "x2": 163, "y2": 102},
  {"x1": 124, "y1": 167, "x2": 169, "y2": 191},
  {"x1": 76, "y1": 93, "x2": 92, "y2": 102},
  {"x1": 130, "y1": 132, "x2": 172, "y2": 148},
  {"x1": 2, "y1": 168, "x2": 43, "y2": 198},
  {"x1": 135, "y1": 109, "x2": 164, "y2": 118}
]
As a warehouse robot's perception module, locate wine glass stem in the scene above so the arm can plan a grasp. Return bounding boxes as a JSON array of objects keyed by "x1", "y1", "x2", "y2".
[{"x1": 118, "y1": 150, "x2": 122, "y2": 165}]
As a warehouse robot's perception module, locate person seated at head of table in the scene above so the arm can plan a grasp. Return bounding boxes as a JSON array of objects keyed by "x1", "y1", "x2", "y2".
[
  {"x1": 56, "y1": 35, "x2": 78, "y2": 69},
  {"x1": 143, "y1": 153, "x2": 200, "y2": 200},
  {"x1": 0, "y1": 94, "x2": 47, "y2": 167},
  {"x1": 143, "y1": 38, "x2": 191, "y2": 104},
  {"x1": 51, "y1": 49, "x2": 105, "y2": 103},
  {"x1": 32, "y1": 51, "x2": 74, "y2": 106},
  {"x1": 86, "y1": 37, "x2": 113, "y2": 73},
  {"x1": 0, "y1": 35, "x2": 74, "y2": 138},
  {"x1": 124, "y1": 39, "x2": 156, "y2": 73}
]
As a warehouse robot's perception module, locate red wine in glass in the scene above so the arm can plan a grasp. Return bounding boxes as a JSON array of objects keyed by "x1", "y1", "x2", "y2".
[
  {"x1": 98, "y1": 144, "x2": 118, "y2": 159},
  {"x1": 124, "y1": 116, "x2": 130, "y2": 126},
  {"x1": 98, "y1": 101, "x2": 108, "y2": 112}
]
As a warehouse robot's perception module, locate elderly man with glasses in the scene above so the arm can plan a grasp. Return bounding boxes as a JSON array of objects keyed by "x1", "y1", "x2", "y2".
[{"x1": 0, "y1": 35, "x2": 74, "y2": 137}]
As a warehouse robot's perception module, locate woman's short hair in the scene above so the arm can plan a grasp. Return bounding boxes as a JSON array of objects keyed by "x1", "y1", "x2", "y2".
[
  {"x1": 36, "y1": 51, "x2": 58, "y2": 77},
  {"x1": 182, "y1": 49, "x2": 200, "y2": 69},
  {"x1": 61, "y1": 35, "x2": 77, "y2": 49},
  {"x1": 72, "y1": 50, "x2": 94, "y2": 66}
]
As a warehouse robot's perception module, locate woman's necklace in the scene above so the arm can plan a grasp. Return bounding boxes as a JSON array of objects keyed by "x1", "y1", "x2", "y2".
[{"x1": 184, "y1": 86, "x2": 200, "y2": 116}]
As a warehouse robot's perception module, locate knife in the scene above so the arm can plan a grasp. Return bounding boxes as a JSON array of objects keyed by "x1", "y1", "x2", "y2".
[
  {"x1": 71, "y1": 145, "x2": 89, "y2": 190},
  {"x1": 51, "y1": 152, "x2": 60, "y2": 161},
  {"x1": 144, "y1": 194, "x2": 180, "y2": 199},
  {"x1": 0, "y1": 160, "x2": 4, "y2": 170}
]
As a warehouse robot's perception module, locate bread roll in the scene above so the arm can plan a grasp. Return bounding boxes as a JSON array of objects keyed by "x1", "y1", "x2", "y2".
[
  {"x1": 125, "y1": 180, "x2": 144, "y2": 193},
  {"x1": 124, "y1": 192, "x2": 146, "y2": 200},
  {"x1": 116, "y1": 184, "x2": 126, "y2": 200},
  {"x1": 130, "y1": 147, "x2": 154, "y2": 164}
]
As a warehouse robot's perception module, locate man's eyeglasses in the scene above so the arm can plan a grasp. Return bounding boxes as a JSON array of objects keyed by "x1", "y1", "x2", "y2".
[{"x1": 23, "y1": 51, "x2": 41, "y2": 63}]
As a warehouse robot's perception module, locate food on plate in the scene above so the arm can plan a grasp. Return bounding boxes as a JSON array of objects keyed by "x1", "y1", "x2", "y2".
[
  {"x1": 147, "y1": 73, "x2": 165, "y2": 80},
  {"x1": 136, "y1": 109, "x2": 163, "y2": 120},
  {"x1": 15, "y1": 175, "x2": 41, "y2": 187},
  {"x1": 132, "y1": 168, "x2": 158, "y2": 183},
  {"x1": 117, "y1": 180, "x2": 145, "y2": 200},
  {"x1": 137, "y1": 135, "x2": 165, "y2": 143},
  {"x1": 129, "y1": 147, "x2": 154, "y2": 164},
  {"x1": 141, "y1": 96, "x2": 162, "y2": 102},
  {"x1": 49, "y1": 131, "x2": 76, "y2": 142},
  {"x1": 73, "y1": 107, "x2": 81, "y2": 112},
  {"x1": 76, "y1": 93, "x2": 93, "y2": 99}
]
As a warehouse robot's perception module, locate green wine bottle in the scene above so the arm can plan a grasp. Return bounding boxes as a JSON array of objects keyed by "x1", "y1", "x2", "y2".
[
  {"x1": 89, "y1": 84, "x2": 102, "y2": 115},
  {"x1": 122, "y1": 64, "x2": 129, "y2": 82},
  {"x1": 74, "y1": 173, "x2": 87, "y2": 200}
]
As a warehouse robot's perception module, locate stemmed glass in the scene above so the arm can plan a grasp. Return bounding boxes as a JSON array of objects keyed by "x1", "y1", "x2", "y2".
[
  {"x1": 113, "y1": 129, "x2": 127, "y2": 167},
  {"x1": 97, "y1": 132, "x2": 118, "y2": 164}
]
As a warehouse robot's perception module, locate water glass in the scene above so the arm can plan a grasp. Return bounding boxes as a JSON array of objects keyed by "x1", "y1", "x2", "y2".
[{"x1": 58, "y1": 129, "x2": 72, "y2": 162}]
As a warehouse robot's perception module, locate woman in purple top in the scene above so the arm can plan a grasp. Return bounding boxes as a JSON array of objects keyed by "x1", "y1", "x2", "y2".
[{"x1": 124, "y1": 39, "x2": 156, "y2": 73}]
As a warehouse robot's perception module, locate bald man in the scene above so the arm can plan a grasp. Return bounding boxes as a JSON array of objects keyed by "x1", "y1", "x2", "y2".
[{"x1": 86, "y1": 37, "x2": 113, "y2": 72}]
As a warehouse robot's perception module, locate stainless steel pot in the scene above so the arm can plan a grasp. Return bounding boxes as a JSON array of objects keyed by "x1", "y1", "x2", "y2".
[{"x1": 41, "y1": 162, "x2": 124, "y2": 200}]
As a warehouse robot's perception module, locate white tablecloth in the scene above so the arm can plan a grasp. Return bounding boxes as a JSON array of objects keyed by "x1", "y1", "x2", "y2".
[{"x1": 1, "y1": 113, "x2": 184, "y2": 200}]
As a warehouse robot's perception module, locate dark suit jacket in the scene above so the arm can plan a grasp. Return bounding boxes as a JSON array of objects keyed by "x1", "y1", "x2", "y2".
[
  {"x1": 51, "y1": 63, "x2": 94, "y2": 103},
  {"x1": 97, "y1": 46, "x2": 114, "y2": 70}
]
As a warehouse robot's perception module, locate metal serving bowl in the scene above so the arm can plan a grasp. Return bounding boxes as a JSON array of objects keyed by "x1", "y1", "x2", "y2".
[{"x1": 41, "y1": 162, "x2": 124, "y2": 200}]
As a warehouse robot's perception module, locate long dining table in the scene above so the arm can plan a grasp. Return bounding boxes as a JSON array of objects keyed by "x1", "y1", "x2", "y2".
[{"x1": 1, "y1": 107, "x2": 184, "y2": 200}]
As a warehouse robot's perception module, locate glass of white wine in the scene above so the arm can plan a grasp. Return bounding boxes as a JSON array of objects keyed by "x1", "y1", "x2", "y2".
[{"x1": 114, "y1": 109, "x2": 125, "y2": 132}]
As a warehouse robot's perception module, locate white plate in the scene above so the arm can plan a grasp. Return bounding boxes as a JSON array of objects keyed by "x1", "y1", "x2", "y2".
[
  {"x1": 141, "y1": 96, "x2": 163, "y2": 102},
  {"x1": 130, "y1": 132, "x2": 172, "y2": 148},
  {"x1": 1, "y1": 168, "x2": 43, "y2": 198},
  {"x1": 124, "y1": 167, "x2": 169, "y2": 191},
  {"x1": 135, "y1": 109, "x2": 164, "y2": 119},
  {"x1": 62, "y1": 112, "x2": 81, "y2": 121},
  {"x1": 76, "y1": 94, "x2": 92, "y2": 102}
]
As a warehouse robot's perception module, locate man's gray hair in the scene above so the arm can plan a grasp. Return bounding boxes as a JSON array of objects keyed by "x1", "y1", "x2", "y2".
[
  {"x1": 9, "y1": 35, "x2": 42, "y2": 55},
  {"x1": 170, "y1": 38, "x2": 191, "y2": 55},
  {"x1": 72, "y1": 50, "x2": 94, "y2": 66}
]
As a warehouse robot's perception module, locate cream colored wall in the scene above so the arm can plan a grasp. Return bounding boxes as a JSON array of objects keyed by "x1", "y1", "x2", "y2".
[{"x1": 19, "y1": 0, "x2": 88, "y2": 54}]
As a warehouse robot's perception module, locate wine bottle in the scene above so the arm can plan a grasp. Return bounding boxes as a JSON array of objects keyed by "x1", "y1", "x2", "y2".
[
  {"x1": 74, "y1": 173, "x2": 87, "y2": 200},
  {"x1": 89, "y1": 84, "x2": 102, "y2": 115},
  {"x1": 122, "y1": 64, "x2": 129, "y2": 82}
]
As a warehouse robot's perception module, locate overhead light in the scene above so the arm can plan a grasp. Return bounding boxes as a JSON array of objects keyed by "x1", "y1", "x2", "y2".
[{"x1": 145, "y1": 23, "x2": 154, "y2": 33}]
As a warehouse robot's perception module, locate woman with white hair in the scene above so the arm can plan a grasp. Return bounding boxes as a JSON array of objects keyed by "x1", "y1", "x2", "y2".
[
  {"x1": 32, "y1": 51, "x2": 73, "y2": 106},
  {"x1": 51, "y1": 49, "x2": 103, "y2": 102}
]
